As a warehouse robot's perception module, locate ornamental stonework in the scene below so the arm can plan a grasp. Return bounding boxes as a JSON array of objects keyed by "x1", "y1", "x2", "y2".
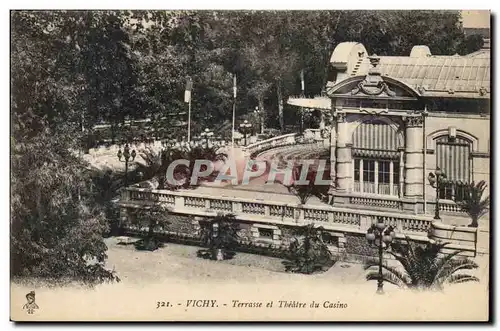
[{"x1": 404, "y1": 116, "x2": 424, "y2": 127}]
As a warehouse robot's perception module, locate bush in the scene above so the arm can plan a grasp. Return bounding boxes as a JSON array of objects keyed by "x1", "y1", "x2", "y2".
[
  {"x1": 131, "y1": 204, "x2": 171, "y2": 251},
  {"x1": 282, "y1": 224, "x2": 335, "y2": 274},
  {"x1": 198, "y1": 214, "x2": 240, "y2": 260}
]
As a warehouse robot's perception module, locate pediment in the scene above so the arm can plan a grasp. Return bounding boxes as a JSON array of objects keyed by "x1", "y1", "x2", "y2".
[
  {"x1": 327, "y1": 55, "x2": 421, "y2": 100},
  {"x1": 328, "y1": 75, "x2": 419, "y2": 99}
]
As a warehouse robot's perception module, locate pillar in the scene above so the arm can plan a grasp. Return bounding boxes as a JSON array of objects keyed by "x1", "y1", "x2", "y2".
[
  {"x1": 404, "y1": 116, "x2": 424, "y2": 198},
  {"x1": 335, "y1": 112, "x2": 351, "y2": 193},
  {"x1": 329, "y1": 120, "x2": 337, "y2": 193}
]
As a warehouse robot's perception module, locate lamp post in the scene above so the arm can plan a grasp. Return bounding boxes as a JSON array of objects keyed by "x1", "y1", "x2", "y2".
[
  {"x1": 366, "y1": 219, "x2": 396, "y2": 294},
  {"x1": 428, "y1": 167, "x2": 447, "y2": 220},
  {"x1": 117, "y1": 143, "x2": 136, "y2": 187},
  {"x1": 254, "y1": 106, "x2": 264, "y2": 134},
  {"x1": 200, "y1": 128, "x2": 214, "y2": 147},
  {"x1": 239, "y1": 120, "x2": 252, "y2": 146}
]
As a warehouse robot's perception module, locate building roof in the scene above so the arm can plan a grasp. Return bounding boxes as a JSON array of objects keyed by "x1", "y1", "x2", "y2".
[
  {"x1": 345, "y1": 51, "x2": 490, "y2": 98},
  {"x1": 287, "y1": 96, "x2": 331, "y2": 109}
]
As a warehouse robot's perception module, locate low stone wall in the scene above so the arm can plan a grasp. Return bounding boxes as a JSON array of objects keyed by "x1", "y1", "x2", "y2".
[
  {"x1": 119, "y1": 205, "x2": 479, "y2": 262},
  {"x1": 120, "y1": 209, "x2": 388, "y2": 263},
  {"x1": 429, "y1": 221, "x2": 478, "y2": 257}
]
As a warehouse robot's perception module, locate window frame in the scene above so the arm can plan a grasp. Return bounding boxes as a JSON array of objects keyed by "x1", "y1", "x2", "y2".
[{"x1": 353, "y1": 157, "x2": 400, "y2": 197}]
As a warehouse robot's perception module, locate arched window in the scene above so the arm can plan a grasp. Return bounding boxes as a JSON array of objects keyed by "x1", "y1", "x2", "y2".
[
  {"x1": 351, "y1": 118, "x2": 404, "y2": 196},
  {"x1": 435, "y1": 135, "x2": 472, "y2": 201}
]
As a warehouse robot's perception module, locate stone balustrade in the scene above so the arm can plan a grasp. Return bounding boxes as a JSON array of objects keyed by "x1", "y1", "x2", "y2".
[
  {"x1": 438, "y1": 200, "x2": 464, "y2": 214},
  {"x1": 349, "y1": 195, "x2": 403, "y2": 210},
  {"x1": 120, "y1": 186, "x2": 435, "y2": 238},
  {"x1": 243, "y1": 133, "x2": 299, "y2": 156},
  {"x1": 120, "y1": 186, "x2": 479, "y2": 256}
]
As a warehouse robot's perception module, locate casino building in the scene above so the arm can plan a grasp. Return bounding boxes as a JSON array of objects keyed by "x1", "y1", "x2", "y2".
[{"x1": 288, "y1": 40, "x2": 490, "y2": 216}]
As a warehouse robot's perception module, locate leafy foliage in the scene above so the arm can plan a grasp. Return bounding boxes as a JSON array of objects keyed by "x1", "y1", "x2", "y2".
[
  {"x1": 11, "y1": 131, "x2": 119, "y2": 284},
  {"x1": 457, "y1": 180, "x2": 490, "y2": 228},
  {"x1": 10, "y1": 9, "x2": 482, "y2": 284},
  {"x1": 364, "y1": 237, "x2": 479, "y2": 290},
  {"x1": 10, "y1": 11, "x2": 128, "y2": 284},
  {"x1": 198, "y1": 214, "x2": 240, "y2": 260},
  {"x1": 133, "y1": 144, "x2": 227, "y2": 189},
  {"x1": 285, "y1": 163, "x2": 331, "y2": 204},
  {"x1": 282, "y1": 224, "x2": 334, "y2": 274},
  {"x1": 132, "y1": 204, "x2": 171, "y2": 251}
]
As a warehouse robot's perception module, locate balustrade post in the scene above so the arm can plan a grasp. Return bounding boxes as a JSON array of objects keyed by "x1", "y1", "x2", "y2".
[
  {"x1": 232, "y1": 201, "x2": 242, "y2": 213},
  {"x1": 396, "y1": 218, "x2": 403, "y2": 232},
  {"x1": 205, "y1": 199, "x2": 211, "y2": 209},
  {"x1": 121, "y1": 188, "x2": 131, "y2": 201},
  {"x1": 264, "y1": 205, "x2": 270, "y2": 217},
  {"x1": 328, "y1": 211, "x2": 334, "y2": 223},
  {"x1": 359, "y1": 215, "x2": 372, "y2": 231},
  {"x1": 294, "y1": 208, "x2": 305, "y2": 224},
  {"x1": 175, "y1": 196, "x2": 185, "y2": 209}
]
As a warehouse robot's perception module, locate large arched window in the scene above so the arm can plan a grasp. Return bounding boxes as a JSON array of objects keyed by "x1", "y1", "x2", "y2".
[
  {"x1": 351, "y1": 118, "x2": 404, "y2": 196},
  {"x1": 434, "y1": 134, "x2": 472, "y2": 201}
]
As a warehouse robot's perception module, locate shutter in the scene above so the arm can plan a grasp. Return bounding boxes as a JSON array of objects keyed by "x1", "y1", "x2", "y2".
[
  {"x1": 436, "y1": 137, "x2": 470, "y2": 183},
  {"x1": 352, "y1": 120, "x2": 401, "y2": 158}
]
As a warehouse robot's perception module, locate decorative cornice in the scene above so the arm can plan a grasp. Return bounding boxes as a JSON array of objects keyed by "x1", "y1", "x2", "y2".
[
  {"x1": 359, "y1": 108, "x2": 390, "y2": 115},
  {"x1": 351, "y1": 80, "x2": 396, "y2": 97},
  {"x1": 350, "y1": 55, "x2": 396, "y2": 97},
  {"x1": 404, "y1": 116, "x2": 424, "y2": 128},
  {"x1": 336, "y1": 112, "x2": 346, "y2": 123},
  {"x1": 470, "y1": 151, "x2": 490, "y2": 158}
]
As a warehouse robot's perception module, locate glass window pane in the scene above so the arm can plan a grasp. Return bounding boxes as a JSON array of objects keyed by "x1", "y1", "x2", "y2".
[
  {"x1": 393, "y1": 162, "x2": 400, "y2": 184},
  {"x1": 354, "y1": 159, "x2": 360, "y2": 181}
]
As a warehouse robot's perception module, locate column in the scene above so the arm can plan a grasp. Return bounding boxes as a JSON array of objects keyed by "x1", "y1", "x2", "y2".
[
  {"x1": 389, "y1": 160, "x2": 394, "y2": 196},
  {"x1": 335, "y1": 112, "x2": 351, "y2": 193},
  {"x1": 404, "y1": 116, "x2": 424, "y2": 198},
  {"x1": 359, "y1": 158, "x2": 364, "y2": 192},
  {"x1": 329, "y1": 120, "x2": 337, "y2": 193}
]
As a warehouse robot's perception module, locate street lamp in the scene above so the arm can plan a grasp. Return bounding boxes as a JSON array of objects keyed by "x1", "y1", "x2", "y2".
[
  {"x1": 428, "y1": 167, "x2": 447, "y2": 220},
  {"x1": 366, "y1": 219, "x2": 396, "y2": 294},
  {"x1": 117, "y1": 143, "x2": 136, "y2": 187},
  {"x1": 254, "y1": 106, "x2": 264, "y2": 134},
  {"x1": 239, "y1": 120, "x2": 252, "y2": 146},
  {"x1": 200, "y1": 128, "x2": 214, "y2": 147}
]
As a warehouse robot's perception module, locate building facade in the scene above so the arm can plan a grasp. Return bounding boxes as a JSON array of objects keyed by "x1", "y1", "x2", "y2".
[{"x1": 289, "y1": 41, "x2": 490, "y2": 216}]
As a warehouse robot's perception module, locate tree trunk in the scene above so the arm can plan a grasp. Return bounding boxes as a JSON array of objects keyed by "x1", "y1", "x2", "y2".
[
  {"x1": 469, "y1": 218, "x2": 479, "y2": 228},
  {"x1": 258, "y1": 96, "x2": 265, "y2": 134},
  {"x1": 277, "y1": 81, "x2": 284, "y2": 133}
]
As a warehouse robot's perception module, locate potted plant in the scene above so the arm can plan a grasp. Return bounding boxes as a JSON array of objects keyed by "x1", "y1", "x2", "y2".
[
  {"x1": 199, "y1": 213, "x2": 240, "y2": 260},
  {"x1": 282, "y1": 224, "x2": 335, "y2": 274}
]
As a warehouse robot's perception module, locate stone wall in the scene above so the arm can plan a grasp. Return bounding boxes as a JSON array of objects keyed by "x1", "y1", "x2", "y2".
[{"x1": 121, "y1": 210, "x2": 461, "y2": 263}]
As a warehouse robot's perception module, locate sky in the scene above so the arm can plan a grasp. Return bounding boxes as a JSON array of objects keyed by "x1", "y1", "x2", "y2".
[{"x1": 461, "y1": 10, "x2": 490, "y2": 28}]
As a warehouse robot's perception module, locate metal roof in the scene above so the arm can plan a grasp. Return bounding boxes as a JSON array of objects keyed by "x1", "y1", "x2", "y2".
[
  {"x1": 351, "y1": 53, "x2": 490, "y2": 98},
  {"x1": 287, "y1": 96, "x2": 331, "y2": 109}
]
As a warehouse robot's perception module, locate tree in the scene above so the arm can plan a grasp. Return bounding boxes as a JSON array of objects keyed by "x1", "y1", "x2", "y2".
[
  {"x1": 457, "y1": 180, "x2": 490, "y2": 228},
  {"x1": 282, "y1": 224, "x2": 334, "y2": 274},
  {"x1": 11, "y1": 11, "x2": 122, "y2": 284},
  {"x1": 11, "y1": 130, "x2": 119, "y2": 284},
  {"x1": 132, "y1": 204, "x2": 171, "y2": 251},
  {"x1": 285, "y1": 163, "x2": 330, "y2": 204},
  {"x1": 198, "y1": 214, "x2": 240, "y2": 260},
  {"x1": 364, "y1": 237, "x2": 479, "y2": 290}
]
